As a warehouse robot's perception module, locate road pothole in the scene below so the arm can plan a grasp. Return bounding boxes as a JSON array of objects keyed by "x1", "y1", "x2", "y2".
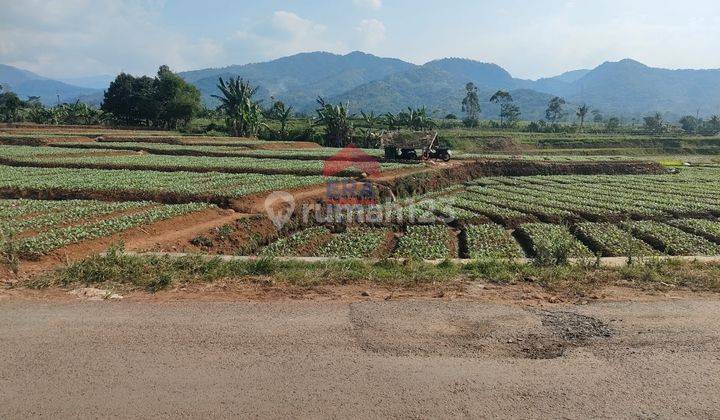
[
  {"x1": 517, "y1": 310, "x2": 613, "y2": 359},
  {"x1": 348, "y1": 303, "x2": 613, "y2": 360}
]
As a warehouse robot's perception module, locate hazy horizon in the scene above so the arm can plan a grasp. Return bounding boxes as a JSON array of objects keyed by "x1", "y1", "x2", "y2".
[{"x1": 2, "y1": 0, "x2": 719, "y2": 80}]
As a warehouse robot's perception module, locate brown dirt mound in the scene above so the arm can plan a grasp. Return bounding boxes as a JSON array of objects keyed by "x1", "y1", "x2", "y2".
[{"x1": 184, "y1": 215, "x2": 286, "y2": 256}]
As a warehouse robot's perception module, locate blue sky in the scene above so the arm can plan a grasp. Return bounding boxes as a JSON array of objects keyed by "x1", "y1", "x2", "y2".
[{"x1": 2, "y1": 0, "x2": 719, "y2": 79}]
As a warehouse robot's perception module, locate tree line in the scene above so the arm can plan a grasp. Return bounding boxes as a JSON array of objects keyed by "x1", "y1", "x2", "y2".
[
  {"x1": 2, "y1": 69, "x2": 719, "y2": 140},
  {"x1": 100, "y1": 65, "x2": 201, "y2": 128},
  {"x1": 0, "y1": 86, "x2": 105, "y2": 125}
]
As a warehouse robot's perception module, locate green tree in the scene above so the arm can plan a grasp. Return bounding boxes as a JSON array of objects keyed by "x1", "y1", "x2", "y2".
[
  {"x1": 54, "y1": 101, "x2": 102, "y2": 125},
  {"x1": 269, "y1": 101, "x2": 293, "y2": 140},
  {"x1": 679, "y1": 115, "x2": 699, "y2": 134},
  {"x1": 26, "y1": 106, "x2": 53, "y2": 124},
  {"x1": 155, "y1": 66, "x2": 201, "y2": 129},
  {"x1": 213, "y1": 77, "x2": 263, "y2": 137},
  {"x1": 102, "y1": 73, "x2": 139, "y2": 125},
  {"x1": 605, "y1": 117, "x2": 621, "y2": 132},
  {"x1": 500, "y1": 103, "x2": 521, "y2": 127},
  {"x1": 0, "y1": 90, "x2": 22, "y2": 123},
  {"x1": 545, "y1": 97, "x2": 566, "y2": 123},
  {"x1": 315, "y1": 97, "x2": 353, "y2": 147},
  {"x1": 489, "y1": 90, "x2": 513, "y2": 126},
  {"x1": 360, "y1": 110, "x2": 380, "y2": 143},
  {"x1": 461, "y1": 82, "x2": 481, "y2": 127},
  {"x1": 702, "y1": 115, "x2": 720, "y2": 135},
  {"x1": 576, "y1": 104, "x2": 589, "y2": 132},
  {"x1": 397, "y1": 107, "x2": 435, "y2": 130},
  {"x1": 643, "y1": 113, "x2": 665, "y2": 134},
  {"x1": 591, "y1": 109, "x2": 603, "y2": 123},
  {"x1": 383, "y1": 112, "x2": 399, "y2": 130},
  {"x1": 102, "y1": 66, "x2": 200, "y2": 128}
]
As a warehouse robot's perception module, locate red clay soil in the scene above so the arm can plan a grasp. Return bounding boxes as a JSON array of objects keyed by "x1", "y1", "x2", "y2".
[
  {"x1": 20, "y1": 208, "x2": 243, "y2": 274},
  {"x1": 370, "y1": 231, "x2": 398, "y2": 258},
  {"x1": 182, "y1": 214, "x2": 283, "y2": 256},
  {"x1": 231, "y1": 164, "x2": 440, "y2": 214},
  {"x1": 232, "y1": 184, "x2": 331, "y2": 213}
]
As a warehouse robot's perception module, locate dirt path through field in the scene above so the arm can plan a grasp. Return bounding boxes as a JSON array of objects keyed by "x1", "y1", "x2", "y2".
[
  {"x1": 21, "y1": 208, "x2": 245, "y2": 274},
  {"x1": 1, "y1": 296, "x2": 718, "y2": 418}
]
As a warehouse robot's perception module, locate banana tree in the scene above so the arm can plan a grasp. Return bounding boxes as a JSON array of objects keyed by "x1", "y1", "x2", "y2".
[
  {"x1": 315, "y1": 97, "x2": 353, "y2": 147},
  {"x1": 213, "y1": 77, "x2": 263, "y2": 137}
]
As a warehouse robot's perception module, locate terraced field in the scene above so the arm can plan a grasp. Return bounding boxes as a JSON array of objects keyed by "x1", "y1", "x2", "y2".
[
  {"x1": 0, "y1": 145, "x2": 408, "y2": 176},
  {"x1": 50, "y1": 141, "x2": 385, "y2": 160},
  {"x1": 253, "y1": 168, "x2": 720, "y2": 260},
  {"x1": 0, "y1": 198, "x2": 211, "y2": 259},
  {"x1": 3, "y1": 126, "x2": 720, "y2": 266},
  {"x1": 0, "y1": 165, "x2": 335, "y2": 206}
]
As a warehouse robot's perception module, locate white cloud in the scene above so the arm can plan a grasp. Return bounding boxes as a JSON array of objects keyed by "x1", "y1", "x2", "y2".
[
  {"x1": 228, "y1": 11, "x2": 345, "y2": 63},
  {"x1": 356, "y1": 19, "x2": 386, "y2": 47},
  {"x1": 272, "y1": 11, "x2": 326, "y2": 36},
  {"x1": 353, "y1": 0, "x2": 382, "y2": 10},
  {"x1": 0, "y1": 0, "x2": 224, "y2": 78}
]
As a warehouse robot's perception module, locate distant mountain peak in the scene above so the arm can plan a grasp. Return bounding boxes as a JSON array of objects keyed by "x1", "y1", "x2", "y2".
[
  {"x1": 426, "y1": 57, "x2": 504, "y2": 68},
  {"x1": 600, "y1": 58, "x2": 648, "y2": 69},
  {"x1": 345, "y1": 50, "x2": 371, "y2": 57}
]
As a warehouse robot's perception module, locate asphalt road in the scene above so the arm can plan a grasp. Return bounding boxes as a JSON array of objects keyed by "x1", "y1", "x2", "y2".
[{"x1": 1, "y1": 297, "x2": 719, "y2": 418}]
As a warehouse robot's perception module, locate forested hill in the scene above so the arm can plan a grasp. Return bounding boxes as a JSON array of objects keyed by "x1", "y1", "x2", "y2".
[
  {"x1": 179, "y1": 53, "x2": 720, "y2": 119},
  {"x1": 4, "y1": 51, "x2": 720, "y2": 120}
]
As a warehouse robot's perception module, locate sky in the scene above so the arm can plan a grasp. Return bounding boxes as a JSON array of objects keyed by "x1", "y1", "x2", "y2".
[{"x1": 2, "y1": 0, "x2": 720, "y2": 80}]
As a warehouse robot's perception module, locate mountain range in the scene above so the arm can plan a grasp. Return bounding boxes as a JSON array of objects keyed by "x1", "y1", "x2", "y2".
[{"x1": 3, "y1": 52, "x2": 720, "y2": 120}]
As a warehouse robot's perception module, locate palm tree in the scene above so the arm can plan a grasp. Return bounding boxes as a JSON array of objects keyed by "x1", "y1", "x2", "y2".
[
  {"x1": 383, "y1": 112, "x2": 399, "y2": 130},
  {"x1": 360, "y1": 110, "x2": 381, "y2": 143},
  {"x1": 270, "y1": 101, "x2": 293, "y2": 139},
  {"x1": 212, "y1": 77, "x2": 262, "y2": 137},
  {"x1": 576, "y1": 104, "x2": 589, "y2": 132},
  {"x1": 397, "y1": 107, "x2": 435, "y2": 130},
  {"x1": 315, "y1": 97, "x2": 353, "y2": 147}
]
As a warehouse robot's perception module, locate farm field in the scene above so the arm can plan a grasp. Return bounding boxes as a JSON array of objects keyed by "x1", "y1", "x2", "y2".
[
  {"x1": 250, "y1": 168, "x2": 720, "y2": 259},
  {"x1": 0, "y1": 198, "x2": 211, "y2": 259},
  {"x1": 2, "y1": 124, "x2": 720, "y2": 271},
  {"x1": 0, "y1": 145, "x2": 409, "y2": 176},
  {"x1": 49, "y1": 141, "x2": 385, "y2": 160},
  {"x1": 0, "y1": 165, "x2": 336, "y2": 206}
]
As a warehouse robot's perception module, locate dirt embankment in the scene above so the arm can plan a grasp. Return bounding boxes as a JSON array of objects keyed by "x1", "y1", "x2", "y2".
[{"x1": 377, "y1": 159, "x2": 666, "y2": 197}]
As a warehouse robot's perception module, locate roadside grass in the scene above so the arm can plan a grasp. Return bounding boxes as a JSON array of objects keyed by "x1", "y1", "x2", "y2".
[
  {"x1": 0, "y1": 229, "x2": 21, "y2": 276},
  {"x1": 22, "y1": 246, "x2": 720, "y2": 297}
]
